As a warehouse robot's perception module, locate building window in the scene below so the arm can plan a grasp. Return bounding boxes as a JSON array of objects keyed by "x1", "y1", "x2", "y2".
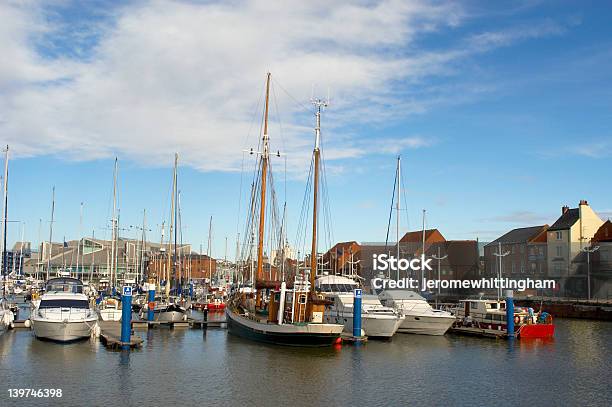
[
  {"x1": 531, "y1": 262, "x2": 536, "y2": 272},
  {"x1": 556, "y1": 246, "x2": 562, "y2": 257},
  {"x1": 556, "y1": 231, "x2": 562, "y2": 240}
]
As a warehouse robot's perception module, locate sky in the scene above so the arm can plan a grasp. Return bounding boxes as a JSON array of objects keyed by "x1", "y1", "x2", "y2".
[{"x1": 1, "y1": 0, "x2": 611, "y2": 259}]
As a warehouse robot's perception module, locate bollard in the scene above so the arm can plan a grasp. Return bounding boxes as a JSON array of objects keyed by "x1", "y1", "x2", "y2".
[
  {"x1": 353, "y1": 288, "x2": 362, "y2": 338},
  {"x1": 506, "y1": 290, "x2": 514, "y2": 338},
  {"x1": 147, "y1": 283, "x2": 155, "y2": 322},
  {"x1": 121, "y1": 286, "x2": 133, "y2": 350}
]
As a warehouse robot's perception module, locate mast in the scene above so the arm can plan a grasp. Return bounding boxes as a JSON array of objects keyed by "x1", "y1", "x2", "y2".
[
  {"x1": 207, "y1": 216, "x2": 212, "y2": 281},
  {"x1": 173, "y1": 164, "x2": 178, "y2": 290},
  {"x1": 256, "y1": 72, "x2": 271, "y2": 283},
  {"x1": 421, "y1": 209, "x2": 426, "y2": 284},
  {"x1": 76, "y1": 202, "x2": 83, "y2": 278},
  {"x1": 18, "y1": 222, "x2": 25, "y2": 278},
  {"x1": 140, "y1": 209, "x2": 146, "y2": 283},
  {"x1": 166, "y1": 153, "x2": 177, "y2": 296},
  {"x1": 110, "y1": 158, "x2": 118, "y2": 290},
  {"x1": 46, "y1": 186, "x2": 55, "y2": 281},
  {"x1": 1, "y1": 146, "x2": 8, "y2": 297},
  {"x1": 310, "y1": 98, "x2": 327, "y2": 290},
  {"x1": 396, "y1": 156, "x2": 401, "y2": 280}
]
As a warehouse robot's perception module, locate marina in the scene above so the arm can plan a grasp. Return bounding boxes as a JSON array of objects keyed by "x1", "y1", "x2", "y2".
[
  {"x1": 1, "y1": 1, "x2": 612, "y2": 406},
  {"x1": 1, "y1": 311, "x2": 610, "y2": 406}
]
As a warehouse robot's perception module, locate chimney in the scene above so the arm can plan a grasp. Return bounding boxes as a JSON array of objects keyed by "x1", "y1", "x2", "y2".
[
  {"x1": 562, "y1": 205, "x2": 569, "y2": 215},
  {"x1": 579, "y1": 199, "x2": 588, "y2": 206}
]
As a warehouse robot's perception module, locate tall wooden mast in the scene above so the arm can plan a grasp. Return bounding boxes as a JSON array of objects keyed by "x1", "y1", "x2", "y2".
[
  {"x1": 310, "y1": 99, "x2": 327, "y2": 290},
  {"x1": 256, "y1": 73, "x2": 271, "y2": 283}
]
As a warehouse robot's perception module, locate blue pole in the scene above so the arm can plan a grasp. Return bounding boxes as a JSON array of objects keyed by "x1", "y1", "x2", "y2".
[
  {"x1": 147, "y1": 284, "x2": 155, "y2": 322},
  {"x1": 121, "y1": 286, "x2": 133, "y2": 349},
  {"x1": 506, "y1": 290, "x2": 514, "y2": 338},
  {"x1": 353, "y1": 289, "x2": 362, "y2": 337},
  {"x1": 189, "y1": 281, "x2": 194, "y2": 299}
]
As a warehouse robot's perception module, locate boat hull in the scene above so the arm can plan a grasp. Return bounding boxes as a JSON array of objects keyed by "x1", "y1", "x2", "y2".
[
  {"x1": 98, "y1": 309, "x2": 122, "y2": 322},
  {"x1": 519, "y1": 323, "x2": 555, "y2": 338},
  {"x1": 325, "y1": 312, "x2": 402, "y2": 338},
  {"x1": 31, "y1": 318, "x2": 96, "y2": 342},
  {"x1": 226, "y1": 308, "x2": 343, "y2": 347},
  {"x1": 397, "y1": 314, "x2": 455, "y2": 336},
  {"x1": 153, "y1": 310, "x2": 186, "y2": 322}
]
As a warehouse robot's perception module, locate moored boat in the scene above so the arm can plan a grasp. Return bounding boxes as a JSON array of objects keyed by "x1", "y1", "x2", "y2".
[
  {"x1": 226, "y1": 73, "x2": 343, "y2": 346},
  {"x1": 30, "y1": 278, "x2": 98, "y2": 342},
  {"x1": 451, "y1": 298, "x2": 554, "y2": 339},
  {"x1": 316, "y1": 274, "x2": 404, "y2": 338},
  {"x1": 378, "y1": 289, "x2": 455, "y2": 336}
]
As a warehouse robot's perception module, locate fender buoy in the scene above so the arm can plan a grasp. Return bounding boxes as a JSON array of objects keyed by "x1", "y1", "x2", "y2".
[
  {"x1": 148, "y1": 302, "x2": 155, "y2": 311},
  {"x1": 514, "y1": 316, "x2": 521, "y2": 324}
]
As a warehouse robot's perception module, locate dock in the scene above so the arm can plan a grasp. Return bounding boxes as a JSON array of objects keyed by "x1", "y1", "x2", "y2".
[
  {"x1": 11, "y1": 320, "x2": 31, "y2": 329},
  {"x1": 188, "y1": 318, "x2": 227, "y2": 329},
  {"x1": 98, "y1": 321, "x2": 144, "y2": 349},
  {"x1": 340, "y1": 333, "x2": 368, "y2": 344},
  {"x1": 448, "y1": 326, "x2": 507, "y2": 339}
]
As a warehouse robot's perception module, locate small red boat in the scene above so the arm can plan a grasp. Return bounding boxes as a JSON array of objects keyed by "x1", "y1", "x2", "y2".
[
  {"x1": 451, "y1": 299, "x2": 554, "y2": 339},
  {"x1": 206, "y1": 299, "x2": 226, "y2": 311}
]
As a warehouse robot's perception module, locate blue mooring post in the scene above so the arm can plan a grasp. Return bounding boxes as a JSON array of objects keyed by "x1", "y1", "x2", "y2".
[
  {"x1": 353, "y1": 288, "x2": 362, "y2": 338},
  {"x1": 121, "y1": 286, "x2": 133, "y2": 349},
  {"x1": 506, "y1": 289, "x2": 515, "y2": 338},
  {"x1": 147, "y1": 283, "x2": 155, "y2": 322}
]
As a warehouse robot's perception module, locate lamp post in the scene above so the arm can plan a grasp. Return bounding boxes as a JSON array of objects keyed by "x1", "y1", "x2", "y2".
[
  {"x1": 493, "y1": 242, "x2": 510, "y2": 301},
  {"x1": 431, "y1": 246, "x2": 448, "y2": 307},
  {"x1": 582, "y1": 245, "x2": 599, "y2": 300}
]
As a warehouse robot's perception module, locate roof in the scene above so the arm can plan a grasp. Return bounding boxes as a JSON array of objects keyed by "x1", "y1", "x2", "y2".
[
  {"x1": 400, "y1": 229, "x2": 446, "y2": 243},
  {"x1": 548, "y1": 208, "x2": 580, "y2": 231},
  {"x1": 485, "y1": 225, "x2": 548, "y2": 246},
  {"x1": 593, "y1": 220, "x2": 612, "y2": 242}
]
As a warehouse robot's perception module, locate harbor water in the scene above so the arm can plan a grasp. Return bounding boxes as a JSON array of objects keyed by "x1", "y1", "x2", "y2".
[{"x1": 1, "y1": 311, "x2": 611, "y2": 407}]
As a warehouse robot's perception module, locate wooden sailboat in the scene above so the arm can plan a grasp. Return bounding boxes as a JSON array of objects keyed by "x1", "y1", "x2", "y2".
[{"x1": 225, "y1": 73, "x2": 343, "y2": 346}]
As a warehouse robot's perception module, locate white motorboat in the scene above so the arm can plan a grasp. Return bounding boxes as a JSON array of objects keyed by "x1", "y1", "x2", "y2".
[
  {"x1": 0, "y1": 298, "x2": 15, "y2": 335},
  {"x1": 316, "y1": 275, "x2": 404, "y2": 338},
  {"x1": 30, "y1": 278, "x2": 98, "y2": 342},
  {"x1": 378, "y1": 290, "x2": 455, "y2": 335},
  {"x1": 97, "y1": 297, "x2": 122, "y2": 322}
]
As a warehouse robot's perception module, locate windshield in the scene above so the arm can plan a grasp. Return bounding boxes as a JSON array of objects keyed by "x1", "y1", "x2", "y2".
[
  {"x1": 318, "y1": 283, "x2": 357, "y2": 293},
  {"x1": 40, "y1": 299, "x2": 89, "y2": 309}
]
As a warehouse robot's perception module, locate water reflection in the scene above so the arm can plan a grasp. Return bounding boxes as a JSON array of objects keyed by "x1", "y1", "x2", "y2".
[{"x1": 0, "y1": 318, "x2": 610, "y2": 407}]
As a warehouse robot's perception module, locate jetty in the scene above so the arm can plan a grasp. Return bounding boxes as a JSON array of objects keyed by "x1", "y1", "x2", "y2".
[{"x1": 98, "y1": 321, "x2": 143, "y2": 349}]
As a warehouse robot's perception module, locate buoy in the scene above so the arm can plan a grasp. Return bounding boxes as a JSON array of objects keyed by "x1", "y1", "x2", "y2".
[{"x1": 24, "y1": 319, "x2": 31, "y2": 328}]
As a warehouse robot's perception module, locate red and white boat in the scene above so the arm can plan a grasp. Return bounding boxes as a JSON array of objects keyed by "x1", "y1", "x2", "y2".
[
  {"x1": 451, "y1": 299, "x2": 554, "y2": 339},
  {"x1": 193, "y1": 294, "x2": 226, "y2": 311}
]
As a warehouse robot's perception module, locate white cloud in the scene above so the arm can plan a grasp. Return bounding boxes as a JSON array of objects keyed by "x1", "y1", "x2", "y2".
[{"x1": 0, "y1": 1, "x2": 569, "y2": 174}]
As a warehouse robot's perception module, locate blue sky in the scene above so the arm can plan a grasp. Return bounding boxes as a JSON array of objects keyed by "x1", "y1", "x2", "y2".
[{"x1": 1, "y1": 0, "x2": 611, "y2": 259}]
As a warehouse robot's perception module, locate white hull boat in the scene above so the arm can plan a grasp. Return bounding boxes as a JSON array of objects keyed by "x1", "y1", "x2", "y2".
[
  {"x1": 378, "y1": 289, "x2": 454, "y2": 336},
  {"x1": 97, "y1": 298, "x2": 122, "y2": 322},
  {"x1": 316, "y1": 275, "x2": 404, "y2": 338},
  {"x1": 0, "y1": 299, "x2": 14, "y2": 335},
  {"x1": 31, "y1": 278, "x2": 98, "y2": 342}
]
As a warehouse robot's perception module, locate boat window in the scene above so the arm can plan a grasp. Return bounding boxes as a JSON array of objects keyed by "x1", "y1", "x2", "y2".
[
  {"x1": 299, "y1": 294, "x2": 307, "y2": 304},
  {"x1": 470, "y1": 302, "x2": 479, "y2": 309},
  {"x1": 492, "y1": 314, "x2": 501, "y2": 321},
  {"x1": 40, "y1": 299, "x2": 89, "y2": 309},
  {"x1": 489, "y1": 303, "x2": 498, "y2": 309}
]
